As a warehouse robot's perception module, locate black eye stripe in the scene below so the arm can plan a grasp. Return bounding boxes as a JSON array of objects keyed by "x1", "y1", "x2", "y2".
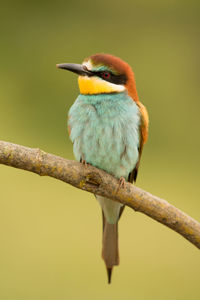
[{"x1": 90, "y1": 71, "x2": 127, "y2": 85}]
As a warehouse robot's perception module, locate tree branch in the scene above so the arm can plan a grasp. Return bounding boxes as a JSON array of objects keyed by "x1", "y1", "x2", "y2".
[{"x1": 0, "y1": 140, "x2": 200, "y2": 249}]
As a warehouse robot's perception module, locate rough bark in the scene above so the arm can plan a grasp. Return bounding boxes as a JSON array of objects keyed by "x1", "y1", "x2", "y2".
[{"x1": 0, "y1": 140, "x2": 200, "y2": 249}]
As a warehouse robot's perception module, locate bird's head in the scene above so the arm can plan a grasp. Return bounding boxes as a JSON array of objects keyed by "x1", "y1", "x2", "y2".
[{"x1": 57, "y1": 53, "x2": 139, "y2": 102}]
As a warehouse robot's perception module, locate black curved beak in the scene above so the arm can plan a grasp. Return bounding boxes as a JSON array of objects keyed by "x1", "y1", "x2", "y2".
[{"x1": 56, "y1": 63, "x2": 93, "y2": 76}]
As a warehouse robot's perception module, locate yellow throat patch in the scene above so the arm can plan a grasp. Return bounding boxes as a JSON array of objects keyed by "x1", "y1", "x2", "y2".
[{"x1": 78, "y1": 76, "x2": 125, "y2": 95}]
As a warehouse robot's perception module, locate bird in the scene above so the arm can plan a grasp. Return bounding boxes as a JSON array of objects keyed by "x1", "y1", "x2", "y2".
[{"x1": 57, "y1": 53, "x2": 149, "y2": 283}]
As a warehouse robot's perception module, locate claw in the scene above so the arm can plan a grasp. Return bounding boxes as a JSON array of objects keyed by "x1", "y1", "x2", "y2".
[
  {"x1": 80, "y1": 157, "x2": 88, "y2": 167},
  {"x1": 119, "y1": 177, "x2": 126, "y2": 188},
  {"x1": 82, "y1": 159, "x2": 87, "y2": 166}
]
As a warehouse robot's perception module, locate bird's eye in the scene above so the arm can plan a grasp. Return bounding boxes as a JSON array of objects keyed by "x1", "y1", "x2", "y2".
[{"x1": 101, "y1": 72, "x2": 111, "y2": 80}]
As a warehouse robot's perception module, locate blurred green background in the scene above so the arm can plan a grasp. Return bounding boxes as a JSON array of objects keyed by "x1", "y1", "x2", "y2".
[{"x1": 0, "y1": 0, "x2": 200, "y2": 299}]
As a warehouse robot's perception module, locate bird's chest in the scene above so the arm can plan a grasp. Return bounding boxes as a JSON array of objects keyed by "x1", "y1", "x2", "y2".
[{"x1": 68, "y1": 93, "x2": 140, "y2": 179}]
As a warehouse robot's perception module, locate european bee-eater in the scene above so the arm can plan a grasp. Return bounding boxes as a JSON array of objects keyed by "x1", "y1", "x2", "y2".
[{"x1": 57, "y1": 53, "x2": 149, "y2": 283}]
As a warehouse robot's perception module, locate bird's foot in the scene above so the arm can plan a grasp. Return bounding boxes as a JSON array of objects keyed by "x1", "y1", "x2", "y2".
[
  {"x1": 82, "y1": 159, "x2": 87, "y2": 166},
  {"x1": 80, "y1": 157, "x2": 90, "y2": 167},
  {"x1": 119, "y1": 177, "x2": 126, "y2": 188}
]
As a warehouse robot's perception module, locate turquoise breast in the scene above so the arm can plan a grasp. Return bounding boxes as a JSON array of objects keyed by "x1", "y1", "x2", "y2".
[{"x1": 68, "y1": 92, "x2": 140, "y2": 180}]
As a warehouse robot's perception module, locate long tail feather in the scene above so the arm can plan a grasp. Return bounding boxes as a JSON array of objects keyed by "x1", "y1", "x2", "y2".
[
  {"x1": 106, "y1": 267, "x2": 113, "y2": 284},
  {"x1": 102, "y1": 212, "x2": 119, "y2": 283}
]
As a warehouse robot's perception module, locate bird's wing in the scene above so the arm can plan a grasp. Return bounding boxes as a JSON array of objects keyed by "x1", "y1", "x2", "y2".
[
  {"x1": 119, "y1": 102, "x2": 149, "y2": 219},
  {"x1": 128, "y1": 102, "x2": 149, "y2": 183}
]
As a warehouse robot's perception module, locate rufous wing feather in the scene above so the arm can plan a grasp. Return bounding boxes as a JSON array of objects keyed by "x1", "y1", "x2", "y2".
[{"x1": 129, "y1": 102, "x2": 149, "y2": 183}]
